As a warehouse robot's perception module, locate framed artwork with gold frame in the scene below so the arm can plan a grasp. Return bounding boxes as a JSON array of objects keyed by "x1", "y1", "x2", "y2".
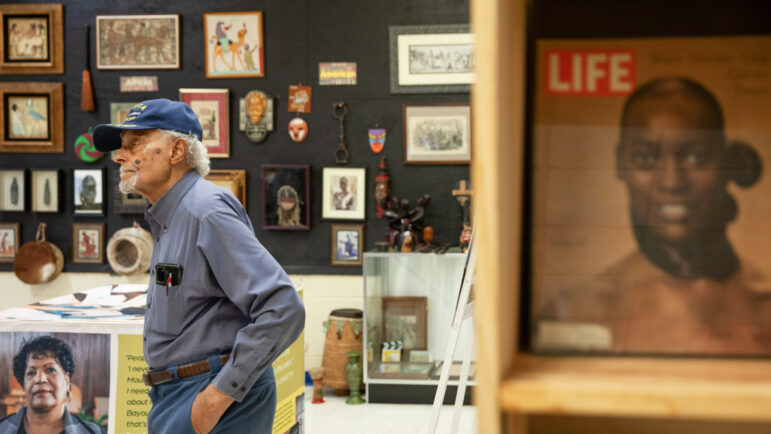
[
  {"x1": 0, "y1": 3, "x2": 64, "y2": 74},
  {"x1": 0, "y1": 82, "x2": 63, "y2": 153},
  {"x1": 205, "y1": 169, "x2": 246, "y2": 208},
  {"x1": 330, "y1": 224, "x2": 363, "y2": 266}
]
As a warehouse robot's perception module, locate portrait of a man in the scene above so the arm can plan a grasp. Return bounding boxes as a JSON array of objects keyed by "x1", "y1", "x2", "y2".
[{"x1": 531, "y1": 36, "x2": 771, "y2": 356}]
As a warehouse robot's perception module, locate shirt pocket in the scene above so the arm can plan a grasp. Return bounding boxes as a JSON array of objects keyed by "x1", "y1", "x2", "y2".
[{"x1": 148, "y1": 282, "x2": 188, "y2": 337}]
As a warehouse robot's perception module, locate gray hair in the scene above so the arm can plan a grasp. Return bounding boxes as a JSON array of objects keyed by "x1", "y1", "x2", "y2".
[{"x1": 160, "y1": 129, "x2": 210, "y2": 176}]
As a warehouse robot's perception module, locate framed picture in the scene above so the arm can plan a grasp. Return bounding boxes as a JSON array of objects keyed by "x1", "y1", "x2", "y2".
[
  {"x1": 529, "y1": 36, "x2": 771, "y2": 357},
  {"x1": 72, "y1": 222, "x2": 104, "y2": 264},
  {"x1": 322, "y1": 167, "x2": 366, "y2": 220},
  {"x1": 330, "y1": 224, "x2": 364, "y2": 266},
  {"x1": 0, "y1": 169, "x2": 25, "y2": 211},
  {"x1": 0, "y1": 82, "x2": 64, "y2": 153},
  {"x1": 179, "y1": 88, "x2": 229, "y2": 158},
  {"x1": 0, "y1": 4, "x2": 64, "y2": 74},
  {"x1": 0, "y1": 223, "x2": 21, "y2": 262},
  {"x1": 381, "y1": 296, "x2": 428, "y2": 357},
  {"x1": 30, "y1": 169, "x2": 59, "y2": 212},
  {"x1": 205, "y1": 169, "x2": 246, "y2": 208},
  {"x1": 73, "y1": 168, "x2": 104, "y2": 216},
  {"x1": 96, "y1": 14, "x2": 180, "y2": 70},
  {"x1": 0, "y1": 222, "x2": 19, "y2": 263},
  {"x1": 111, "y1": 170, "x2": 147, "y2": 214},
  {"x1": 261, "y1": 165, "x2": 310, "y2": 230},
  {"x1": 110, "y1": 102, "x2": 137, "y2": 124},
  {"x1": 204, "y1": 12, "x2": 264, "y2": 78},
  {"x1": 389, "y1": 24, "x2": 473, "y2": 94},
  {"x1": 402, "y1": 103, "x2": 471, "y2": 164}
]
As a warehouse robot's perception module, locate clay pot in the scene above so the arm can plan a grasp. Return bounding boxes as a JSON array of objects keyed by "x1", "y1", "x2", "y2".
[
  {"x1": 14, "y1": 223, "x2": 64, "y2": 284},
  {"x1": 107, "y1": 222, "x2": 153, "y2": 275}
]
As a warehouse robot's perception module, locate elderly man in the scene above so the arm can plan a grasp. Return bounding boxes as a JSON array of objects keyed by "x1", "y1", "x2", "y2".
[{"x1": 93, "y1": 99, "x2": 305, "y2": 433}]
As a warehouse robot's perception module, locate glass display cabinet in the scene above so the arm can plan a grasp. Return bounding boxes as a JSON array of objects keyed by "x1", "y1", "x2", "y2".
[{"x1": 363, "y1": 251, "x2": 476, "y2": 404}]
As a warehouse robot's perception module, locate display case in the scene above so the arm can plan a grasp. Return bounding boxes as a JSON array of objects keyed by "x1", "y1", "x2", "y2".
[{"x1": 363, "y1": 251, "x2": 476, "y2": 404}]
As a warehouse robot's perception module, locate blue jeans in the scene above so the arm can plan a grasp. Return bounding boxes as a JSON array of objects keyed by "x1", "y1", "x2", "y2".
[{"x1": 147, "y1": 354, "x2": 276, "y2": 434}]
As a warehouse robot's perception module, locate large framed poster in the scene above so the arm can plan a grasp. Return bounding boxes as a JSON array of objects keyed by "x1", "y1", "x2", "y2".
[{"x1": 530, "y1": 36, "x2": 771, "y2": 356}]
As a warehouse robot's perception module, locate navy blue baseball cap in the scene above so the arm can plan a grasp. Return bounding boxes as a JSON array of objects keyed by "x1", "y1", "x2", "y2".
[{"x1": 93, "y1": 98, "x2": 203, "y2": 152}]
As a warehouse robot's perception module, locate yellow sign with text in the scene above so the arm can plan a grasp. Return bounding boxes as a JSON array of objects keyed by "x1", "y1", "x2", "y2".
[{"x1": 115, "y1": 334, "x2": 151, "y2": 434}]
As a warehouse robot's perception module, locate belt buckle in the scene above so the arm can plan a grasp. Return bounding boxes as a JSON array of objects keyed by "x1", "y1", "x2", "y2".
[{"x1": 142, "y1": 371, "x2": 153, "y2": 387}]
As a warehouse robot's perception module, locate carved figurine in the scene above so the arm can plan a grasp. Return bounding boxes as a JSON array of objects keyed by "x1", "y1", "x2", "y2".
[
  {"x1": 239, "y1": 90, "x2": 274, "y2": 143},
  {"x1": 374, "y1": 157, "x2": 392, "y2": 218},
  {"x1": 310, "y1": 367, "x2": 325, "y2": 404},
  {"x1": 452, "y1": 180, "x2": 473, "y2": 252},
  {"x1": 384, "y1": 194, "x2": 431, "y2": 251}
]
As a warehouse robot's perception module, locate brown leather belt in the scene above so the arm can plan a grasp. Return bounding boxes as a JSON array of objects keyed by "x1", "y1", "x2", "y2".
[{"x1": 143, "y1": 354, "x2": 229, "y2": 387}]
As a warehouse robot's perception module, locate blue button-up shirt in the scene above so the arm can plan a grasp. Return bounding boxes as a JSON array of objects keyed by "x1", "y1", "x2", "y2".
[{"x1": 143, "y1": 170, "x2": 305, "y2": 402}]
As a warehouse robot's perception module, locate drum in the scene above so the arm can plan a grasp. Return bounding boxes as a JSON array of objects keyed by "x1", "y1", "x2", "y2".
[
  {"x1": 321, "y1": 308, "x2": 363, "y2": 390},
  {"x1": 107, "y1": 222, "x2": 153, "y2": 275},
  {"x1": 14, "y1": 223, "x2": 64, "y2": 285}
]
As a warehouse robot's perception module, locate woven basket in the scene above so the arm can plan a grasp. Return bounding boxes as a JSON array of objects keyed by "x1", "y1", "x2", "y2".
[
  {"x1": 321, "y1": 309, "x2": 363, "y2": 389},
  {"x1": 107, "y1": 222, "x2": 153, "y2": 275},
  {"x1": 14, "y1": 223, "x2": 64, "y2": 284}
]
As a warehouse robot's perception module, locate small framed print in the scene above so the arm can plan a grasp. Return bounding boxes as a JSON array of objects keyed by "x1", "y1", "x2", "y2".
[
  {"x1": 96, "y1": 15, "x2": 180, "y2": 70},
  {"x1": 381, "y1": 296, "x2": 429, "y2": 358},
  {"x1": 403, "y1": 103, "x2": 471, "y2": 164},
  {"x1": 0, "y1": 169, "x2": 25, "y2": 211},
  {"x1": 73, "y1": 168, "x2": 104, "y2": 216},
  {"x1": 0, "y1": 222, "x2": 20, "y2": 263},
  {"x1": 30, "y1": 169, "x2": 59, "y2": 212},
  {"x1": 110, "y1": 102, "x2": 137, "y2": 124},
  {"x1": 204, "y1": 12, "x2": 264, "y2": 78},
  {"x1": 180, "y1": 88, "x2": 229, "y2": 158},
  {"x1": 72, "y1": 222, "x2": 104, "y2": 264},
  {"x1": 261, "y1": 165, "x2": 310, "y2": 230},
  {"x1": 322, "y1": 167, "x2": 366, "y2": 221},
  {"x1": 205, "y1": 169, "x2": 246, "y2": 208},
  {"x1": 0, "y1": 4, "x2": 64, "y2": 74},
  {"x1": 330, "y1": 224, "x2": 363, "y2": 266},
  {"x1": 389, "y1": 24, "x2": 473, "y2": 94},
  {"x1": 0, "y1": 82, "x2": 64, "y2": 153},
  {"x1": 111, "y1": 170, "x2": 148, "y2": 214}
]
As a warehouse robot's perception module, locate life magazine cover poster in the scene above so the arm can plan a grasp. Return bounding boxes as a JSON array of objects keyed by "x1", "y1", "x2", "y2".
[{"x1": 530, "y1": 36, "x2": 771, "y2": 356}]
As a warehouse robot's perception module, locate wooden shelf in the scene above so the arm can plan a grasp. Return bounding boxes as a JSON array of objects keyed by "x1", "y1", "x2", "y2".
[{"x1": 500, "y1": 355, "x2": 771, "y2": 422}]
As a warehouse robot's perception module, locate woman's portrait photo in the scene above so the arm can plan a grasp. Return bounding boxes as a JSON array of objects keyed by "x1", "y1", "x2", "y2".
[
  {"x1": 530, "y1": 36, "x2": 771, "y2": 356},
  {"x1": 0, "y1": 333, "x2": 110, "y2": 433}
]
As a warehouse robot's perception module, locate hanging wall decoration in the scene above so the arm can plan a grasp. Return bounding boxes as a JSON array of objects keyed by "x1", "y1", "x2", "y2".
[
  {"x1": 204, "y1": 11, "x2": 264, "y2": 78},
  {"x1": 96, "y1": 15, "x2": 180, "y2": 70},
  {"x1": 369, "y1": 128, "x2": 386, "y2": 154},
  {"x1": 0, "y1": 82, "x2": 64, "y2": 153},
  {"x1": 180, "y1": 88, "x2": 230, "y2": 158},
  {"x1": 239, "y1": 90, "x2": 274, "y2": 143},
  {"x1": 0, "y1": 3, "x2": 64, "y2": 75},
  {"x1": 74, "y1": 127, "x2": 103, "y2": 163}
]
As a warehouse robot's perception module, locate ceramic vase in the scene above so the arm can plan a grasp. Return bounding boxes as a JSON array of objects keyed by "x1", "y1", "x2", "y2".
[{"x1": 345, "y1": 350, "x2": 365, "y2": 404}]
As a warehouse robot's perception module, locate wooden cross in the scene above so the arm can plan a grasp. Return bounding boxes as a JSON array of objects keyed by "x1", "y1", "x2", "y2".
[{"x1": 452, "y1": 180, "x2": 473, "y2": 205}]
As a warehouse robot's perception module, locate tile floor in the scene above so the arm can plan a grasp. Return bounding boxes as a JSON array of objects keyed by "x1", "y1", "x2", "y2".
[{"x1": 303, "y1": 386, "x2": 477, "y2": 434}]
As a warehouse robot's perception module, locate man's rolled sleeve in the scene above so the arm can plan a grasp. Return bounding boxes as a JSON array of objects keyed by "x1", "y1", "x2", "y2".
[{"x1": 198, "y1": 205, "x2": 305, "y2": 402}]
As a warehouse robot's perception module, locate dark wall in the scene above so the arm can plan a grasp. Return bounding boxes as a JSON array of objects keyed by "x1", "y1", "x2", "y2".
[{"x1": 0, "y1": 0, "x2": 470, "y2": 275}]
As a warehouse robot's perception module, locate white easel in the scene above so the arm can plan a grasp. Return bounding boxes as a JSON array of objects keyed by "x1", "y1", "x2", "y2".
[{"x1": 427, "y1": 235, "x2": 477, "y2": 434}]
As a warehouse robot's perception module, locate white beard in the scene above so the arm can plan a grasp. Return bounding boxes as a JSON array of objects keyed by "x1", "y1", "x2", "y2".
[{"x1": 119, "y1": 172, "x2": 138, "y2": 194}]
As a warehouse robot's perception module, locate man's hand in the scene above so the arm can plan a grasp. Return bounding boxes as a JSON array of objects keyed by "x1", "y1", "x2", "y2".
[{"x1": 191, "y1": 384, "x2": 235, "y2": 434}]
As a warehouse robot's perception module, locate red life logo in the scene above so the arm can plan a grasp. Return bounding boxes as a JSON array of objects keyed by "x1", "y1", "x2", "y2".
[{"x1": 545, "y1": 50, "x2": 635, "y2": 95}]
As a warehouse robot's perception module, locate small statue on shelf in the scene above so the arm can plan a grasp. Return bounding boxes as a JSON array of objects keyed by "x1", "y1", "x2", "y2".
[
  {"x1": 452, "y1": 180, "x2": 473, "y2": 252},
  {"x1": 310, "y1": 367, "x2": 325, "y2": 404},
  {"x1": 383, "y1": 194, "x2": 431, "y2": 251},
  {"x1": 374, "y1": 157, "x2": 392, "y2": 218}
]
